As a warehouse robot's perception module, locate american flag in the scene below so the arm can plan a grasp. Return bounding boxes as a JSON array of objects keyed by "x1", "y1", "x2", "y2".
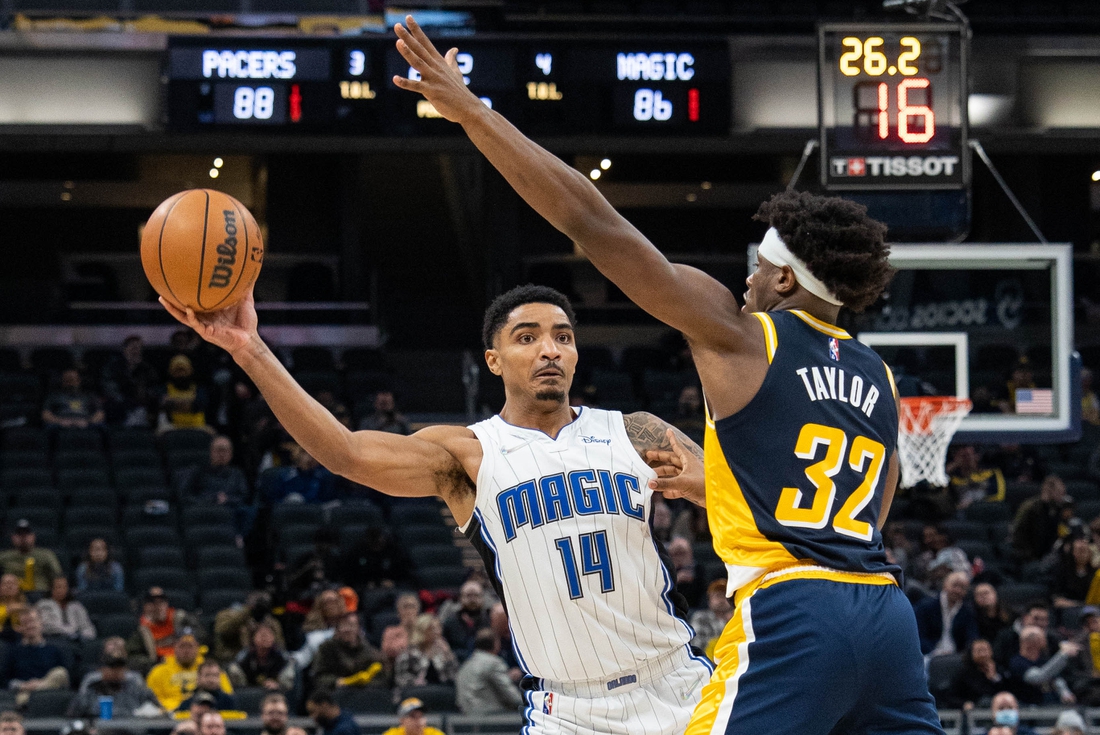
[{"x1": 1016, "y1": 388, "x2": 1054, "y2": 414}]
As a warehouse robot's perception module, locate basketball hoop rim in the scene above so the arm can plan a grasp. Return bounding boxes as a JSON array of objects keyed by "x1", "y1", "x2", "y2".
[{"x1": 899, "y1": 396, "x2": 973, "y2": 436}]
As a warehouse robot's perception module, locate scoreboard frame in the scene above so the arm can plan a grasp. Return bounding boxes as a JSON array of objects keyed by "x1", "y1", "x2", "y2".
[{"x1": 817, "y1": 22, "x2": 970, "y2": 191}]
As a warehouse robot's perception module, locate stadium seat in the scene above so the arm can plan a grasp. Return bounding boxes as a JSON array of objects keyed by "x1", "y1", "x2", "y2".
[
  {"x1": 57, "y1": 468, "x2": 110, "y2": 491},
  {"x1": 132, "y1": 567, "x2": 193, "y2": 594},
  {"x1": 283, "y1": 544, "x2": 315, "y2": 566},
  {"x1": 396, "y1": 524, "x2": 456, "y2": 547},
  {"x1": 1, "y1": 428, "x2": 47, "y2": 454},
  {"x1": 107, "y1": 428, "x2": 157, "y2": 453},
  {"x1": 54, "y1": 452, "x2": 110, "y2": 475},
  {"x1": 0, "y1": 468, "x2": 53, "y2": 489},
  {"x1": 79, "y1": 590, "x2": 132, "y2": 616},
  {"x1": 64, "y1": 507, "x2": 115, "y2": 529},
  {"x1": 181, "y1": 505, "x2": 234, "y2": 528},
  {"x1": 54, "y1": 429, "x2": 103, "y2": 453},
  {"x1": 125, "y1": 528, "x2": 181, "y2": 550},
  {"x1": 927, "y1": 653, "x2": 964, "y2": 706},
  {"x1": 0, "y1": 450, "x2": 47, "y2": 470},
  {"x1": 336, "y1": 686, "x2": 396, "y2": 714},
  {"x1": 291, "y1": 346, "x2": 336, "y2": 371},
  {"x1": 955, "y1": 539, "x2": 993, "y2": 561},
  {"x1": 330, "y1": 503, "x2": 384, "y2": 528},
  {"x1": 415, "y1": 566, "x2": 468, "y2": 590},
  {"x1": 194, "y1": 546, "x2": 246, "y2": 570},
  {"x1": 122, "y1": 509, "x2": 179, "y2": 535},
  {"x1": 197, "y1": 567, "x2": 252, "y2": 591},
  {"x1": 939, "y1": 520, "x2": 987, "y2": 542},
  {"x1": 401, "y1": 685, "x2": 457, "y2": 713},
  {"x1": 184, "y1": 524, "x2": 237, "y2": 547},
  {"x1": 161, "y1": 429, "x2": 213, "y2": 454},
  {"x1": 68, "y1": 486, "x2": 119, "y2": 510},
  {"x1": 390, "y1": 503, "x2": 445, "y2": 527},
  {"x1": 408, "y1": 545, "x2": 463, "y2": 569},
  {"x1": 164, "y1": 589, "x2": 197, "y2": 612},
  {"x1": 111, "y1": 449, "x2": 162, "y2": 472},
  {"x1": 24, "y1": 689, "x2": 74, "y2": 717},
  {"x1": 1047, "y1": 461, "x2": 1085, "y2": 481},
  {"x1": 962, "y1": 502, "x2": 1012, "y2": 524},
  {"x1": 96, "y1": 613, "x2": 138, "y2": 639},
  {"x1": 345, "y1": 370, "x2": 393, "y2": 404},
  {"x1": 30, "y1": 347, "x2": 75, "y2": 374},
  {"x1": 1066, "y1": 480, "x2": 1100, "y2": 502},
  {"x1": 137, "y1": 546, "x2": 187, "y2": 570},
  {"x1": 1005, "y1": 481, "x2": 1039, "y2": 512},
  {"x1": 1076, "y1": 500, "x2": 1100, "y2": 523},
  {"x1": 279, "y1": 523, "x2": 322, "y2": 547},
  {"x1": 200, "y1": 588, "x2": 246, "y2": 612},
  {"x1": 998, "y1": 583, "x2": 1050, "y2": 613},
  {"x1": 12, "y1": 488, "x2": 63, "y2": 512},
  {"x1": 123, "y1": 485, "x2": 173, "y2": 504},
  {"x1": 234, "y1": 687, "x2": 270, "y2": 716},
  {"x1": 343, "y1": 348, "x2": 388, "y2": 371},
  {"x1": 166, "y1": 449, "x2": 209, "y2": 473},
  {"x1": 294, "y1": 370, "x2": 342, "y2": 396},
  {"x1": 271, "y1": 503, "x2": 324, "y2": 529},
  {"x1": 115, "y1": 467, "x2": 167, "y2": 491}
]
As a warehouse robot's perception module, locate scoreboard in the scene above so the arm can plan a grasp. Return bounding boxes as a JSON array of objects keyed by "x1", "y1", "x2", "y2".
[
  {"x1": 165, "y1": 37, "x2": 731, "y2": 136},
  {"x1": 818, "y1": 23, "x2": 969, "y2": 190}
]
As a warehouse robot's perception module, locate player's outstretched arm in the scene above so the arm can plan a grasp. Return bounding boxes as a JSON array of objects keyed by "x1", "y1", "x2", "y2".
[
  {"x1": 392, "y1": 17, "x2": 744, "y2": 346},
  {"x1": 159, "y1": 292, "x2": 474, "y2": 504},
  {"x1": 623, "y1": 412, "x2": 706, "y2": 507}
]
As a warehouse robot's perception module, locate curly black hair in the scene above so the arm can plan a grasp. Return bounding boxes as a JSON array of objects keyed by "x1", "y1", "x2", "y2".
[
  {"x1": 482, "y1": 284, "x2": 577, "y2": 350},
  {"x1": 753, "y1": 191, "x2": 893, "y2": 312}
]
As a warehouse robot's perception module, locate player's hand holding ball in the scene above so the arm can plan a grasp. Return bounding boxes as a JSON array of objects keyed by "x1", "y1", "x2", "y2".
[
  {"x1": 392, "y1": 15, "x2": 483, "y2": 124},
  {"x1": 142, "y1": 189, "x2": 264, "y2": 358}
]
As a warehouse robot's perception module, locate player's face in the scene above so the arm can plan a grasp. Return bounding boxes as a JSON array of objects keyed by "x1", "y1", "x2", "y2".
[
  {"x1": 744, "y1": 257, "x2": 782, "y2": 313},
  {"x1": 488, "y1": 303, "x2": 577, "y2": 404}
]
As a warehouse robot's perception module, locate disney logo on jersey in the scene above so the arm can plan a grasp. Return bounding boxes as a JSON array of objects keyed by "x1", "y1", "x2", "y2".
[
  {"x1": 580, "y1": 435, "x2": 611, "y2": 445},
  {"x1": 498, "y1": 469, "x2": 645, "y2": 542}
]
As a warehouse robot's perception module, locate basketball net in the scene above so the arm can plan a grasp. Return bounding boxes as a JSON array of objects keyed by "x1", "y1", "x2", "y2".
[{"x1": 897, "y1": 396, "x2": 972, "y2": 488}]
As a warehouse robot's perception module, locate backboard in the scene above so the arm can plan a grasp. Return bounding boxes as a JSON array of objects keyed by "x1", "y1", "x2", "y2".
[{"x1": 848, "y1": 244, "x2": 1077, "y2": 444}]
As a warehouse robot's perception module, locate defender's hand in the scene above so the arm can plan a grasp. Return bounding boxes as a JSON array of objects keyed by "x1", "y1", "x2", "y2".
[
  {"x1": 392, "y1": 15, "x2": 485, "y2": 124},
  {"x1": 159, "y1": 288, "x2": 258, "y2": 358},
  {"x1": 646, "y1": 429, "x2": 706, "y2": 506}
]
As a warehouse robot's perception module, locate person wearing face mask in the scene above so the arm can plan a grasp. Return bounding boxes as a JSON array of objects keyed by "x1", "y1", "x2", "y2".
[{"x1": 977, "y1": 691, "x2": 1038, "y2": 735}]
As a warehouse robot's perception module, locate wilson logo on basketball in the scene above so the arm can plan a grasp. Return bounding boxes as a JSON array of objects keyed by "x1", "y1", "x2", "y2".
[{"x1": 208, "y1": 209, "x2": 238, "y2": 289}]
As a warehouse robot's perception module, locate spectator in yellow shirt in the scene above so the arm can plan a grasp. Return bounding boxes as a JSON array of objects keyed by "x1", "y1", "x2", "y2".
[
  {"x1": 146, "y1": 632, "x2": 233, "y2": 712},
  {"x1": 382, "y1": 698, "x2": 444, "y2": 735}
]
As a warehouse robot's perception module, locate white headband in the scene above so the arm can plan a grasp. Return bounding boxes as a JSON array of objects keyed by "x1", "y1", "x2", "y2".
[{"x1": 757, "y1": 227, "x2": 843, "y2": 307}]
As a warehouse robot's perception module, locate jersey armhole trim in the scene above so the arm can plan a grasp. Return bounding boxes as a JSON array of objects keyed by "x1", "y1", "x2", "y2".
[
  {"x1": 883, "y1": 362, "x2": 899, "y2": 399},
  {"x1": 751, "y1": 311, "x2": 778, "y2": 364}
]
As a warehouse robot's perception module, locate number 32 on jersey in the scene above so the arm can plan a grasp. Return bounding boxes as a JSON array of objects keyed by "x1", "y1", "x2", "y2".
[{"x1": 774, "y1": 422, "x2": 887, "y2": 541}]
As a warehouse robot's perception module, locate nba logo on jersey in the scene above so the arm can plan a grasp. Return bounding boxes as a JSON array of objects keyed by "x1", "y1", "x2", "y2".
[
  {"x1": 543, "y1": 693, "x2": 554, "y2": 715},
  {"x1": 829, "y1": 337, "x2": 840, "y2": 361}
]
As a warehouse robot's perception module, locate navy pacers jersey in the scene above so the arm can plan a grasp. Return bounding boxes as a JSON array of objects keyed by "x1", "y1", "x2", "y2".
[{"x1": 705, "y1": 309, "x2": 901, "y2": 593}]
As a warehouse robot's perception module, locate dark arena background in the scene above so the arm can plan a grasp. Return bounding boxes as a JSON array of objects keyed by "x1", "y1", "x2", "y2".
[{"x1": 0, "y1": 0, "x2": 1099, "y2": 733}]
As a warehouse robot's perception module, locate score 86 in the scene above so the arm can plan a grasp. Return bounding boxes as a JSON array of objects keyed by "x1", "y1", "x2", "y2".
[{"x1": 839, "y1": 36, "x2": 921, "y2": 76}]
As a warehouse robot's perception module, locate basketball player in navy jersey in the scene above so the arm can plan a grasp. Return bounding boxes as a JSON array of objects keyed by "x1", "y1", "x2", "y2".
[
  {"x1": 161, "y1": 283, "x2": 713, "y2": 735},
  {"x1": 393, "y1": 16, "x2": 943, "y2": 735}
]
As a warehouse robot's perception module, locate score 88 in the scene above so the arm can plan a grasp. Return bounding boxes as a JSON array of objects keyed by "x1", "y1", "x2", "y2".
[
  {"x1": 633, "y1": 88, "x2": 672, "y2": 122},
  {"x1": 233, "y1": 86, "x2": 275, "y2": 120}
]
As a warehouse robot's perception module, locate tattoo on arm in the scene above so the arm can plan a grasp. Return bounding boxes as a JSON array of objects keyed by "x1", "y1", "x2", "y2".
[{"x1": 623, "y1": 412, "x2": 704, "y2": 462}]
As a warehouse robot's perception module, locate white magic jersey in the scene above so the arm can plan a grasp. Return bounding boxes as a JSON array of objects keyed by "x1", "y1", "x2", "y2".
[{"x1": 460, "y1": 406, "x2": 693, "y2": 686}]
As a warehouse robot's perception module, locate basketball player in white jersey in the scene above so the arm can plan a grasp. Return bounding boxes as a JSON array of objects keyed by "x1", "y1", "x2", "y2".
[{"x1": 160, "y1": 283, "x2": 712, "y2": 735}]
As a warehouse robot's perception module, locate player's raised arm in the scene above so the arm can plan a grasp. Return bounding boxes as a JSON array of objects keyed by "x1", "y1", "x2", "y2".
[
  {"x1": 159, "y1": 291, "x2": 475, "y2": 506},
  {"x1": 392, "y1": 17, "x2": 745, "y2": 346}
]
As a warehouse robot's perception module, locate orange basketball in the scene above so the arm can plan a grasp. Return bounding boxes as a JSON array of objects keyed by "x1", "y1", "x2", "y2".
[{"x1": 141, "y1": 189, "x2": 264, "y2": 313}]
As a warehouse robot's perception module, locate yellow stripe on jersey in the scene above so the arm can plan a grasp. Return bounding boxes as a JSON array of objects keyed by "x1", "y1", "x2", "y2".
[
  {"x1": 704, "y1": 420, "x2": 798, "y2": 574},
  {"x1": 883, "y1": 363, "x2": 899, "y2": 399},
  {"x1": 750, "y1": 312, "x2": 778, "y2": 364},
  {"x1": 685, "y1": 594, "x2": 754, "y2": 735},
  {"x1": 789, "y1": 309, "x2": 852, "y2": 339}
]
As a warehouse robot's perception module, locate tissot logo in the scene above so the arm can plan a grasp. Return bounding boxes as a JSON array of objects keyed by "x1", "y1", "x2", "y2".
[{"x1": 831, "y1": 155, "x2": 960, "y2": 178}]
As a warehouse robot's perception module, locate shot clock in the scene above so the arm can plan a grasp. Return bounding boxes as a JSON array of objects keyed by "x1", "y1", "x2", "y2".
[{"x1": 819, "y1": 23, "x2": 968, "y2": 190}]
